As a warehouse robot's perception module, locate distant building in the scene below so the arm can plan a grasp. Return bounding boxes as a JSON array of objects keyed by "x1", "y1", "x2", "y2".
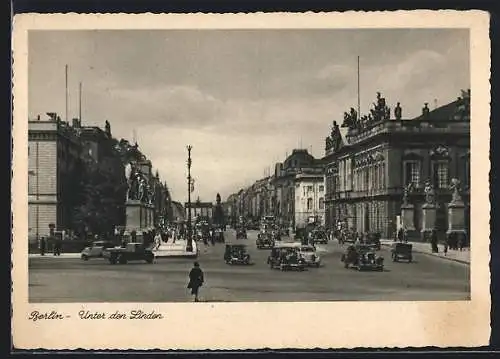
[
  {"x1": 170, "y1": 201, "x2": 185, "y2": 222},
  {"x1": 272, "y1": 149, "x2": 325, "y2": 228},
  {"x1": 185, "y1": 198, "x2": 213, "y2": 224}
]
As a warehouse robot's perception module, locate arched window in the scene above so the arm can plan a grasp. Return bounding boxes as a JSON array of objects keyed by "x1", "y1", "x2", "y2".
[
  {"x1": 319, "y1": 197, "x2": 324, "y2": 210},
  {"x1": 307, "y1": 198, "x2": 313, "y2": 211}
]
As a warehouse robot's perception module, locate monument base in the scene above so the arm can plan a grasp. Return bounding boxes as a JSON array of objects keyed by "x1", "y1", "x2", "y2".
[
  {"x1": 125, "y1": 200, "x2": 156, "y2": 243},
  {"x1": 447, "y1": 201, "x2": 466, "y2": 233},
  {"x1": 420, "y1": 203, "x2": 437, "y2": 242},
  {"x1": 401, "y1": 204, "x2": 415, "y2": 231}
]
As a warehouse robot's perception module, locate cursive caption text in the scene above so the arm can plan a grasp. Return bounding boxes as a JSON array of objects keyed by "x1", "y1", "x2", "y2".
[{"x1": 28, "y1": 310, "x2": 164, "y2": 322}]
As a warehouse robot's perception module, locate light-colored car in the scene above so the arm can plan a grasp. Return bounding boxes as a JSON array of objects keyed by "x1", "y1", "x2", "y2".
[
  {"x1": 298, "y1": 244, "x2": 321, "y2": 267},
  {"x1": 81, "y1": 241, "x2": 116, "y2": 261}
]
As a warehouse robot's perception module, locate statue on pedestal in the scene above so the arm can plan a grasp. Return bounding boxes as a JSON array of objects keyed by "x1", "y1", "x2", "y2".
[
  {"x1": 449, "y1": 178, "x2": 463, "y2": 203},
  {"x1": 422, "y1": 103, "x2": 430, "y2": 117},
  {"x1": 424, "y1": 179, "x2": 435, "y2": 205}
]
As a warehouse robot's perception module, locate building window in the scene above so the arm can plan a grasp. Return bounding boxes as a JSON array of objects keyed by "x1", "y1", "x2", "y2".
[
  {"x1": 307, "y1": 198, "x2": 313, "y2": 211},
  {"x1": 319, "y1": 197, "x2": 324, "y2": 210},
  {"x1": 433, "y1": 161, "x2": 449, "y2": 188},
  {"x1": 307, "y1": 185, "x2": 313, "y2": 192},
  {"x1": 319, "y1": 185, "x2": 324, "y2": 192},
  {"x1": 404, "y1": 161, "x2": 421, "y2": 187}
]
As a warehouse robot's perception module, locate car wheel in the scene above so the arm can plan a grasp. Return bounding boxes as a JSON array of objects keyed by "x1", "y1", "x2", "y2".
[
  {"x1": 81, "y1": 254, "x2": 89, "y2": 261},
  {"x1": 316, "y1": 262, "x2": 320, "y2": 268},
  {"x1": 344, "y1": 262, "x2": 348, "y2": 269},
  {"x1": 118, "y1": 255, "x2": 127, "y2": 264},
  {"x1": 408, "y1": 257, "x2": 412, "y2": 263},
  {"x1": 109, "y1": 257, "x2": 117, "y2": 265}
]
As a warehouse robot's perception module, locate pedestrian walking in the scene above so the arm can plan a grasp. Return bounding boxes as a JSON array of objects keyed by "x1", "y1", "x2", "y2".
[
  {"x1": 39, "y1": 236, "x2": 46, "y2": 256},
  {"x1": 187, "y1": 262, "x2": 204, "y2": 302},
  {"x1": 53, "y1": 236, "x2": 62, "y2": 256},
  {"x1": 431, "y1": 229, "x2": 439, "y2": 253}
]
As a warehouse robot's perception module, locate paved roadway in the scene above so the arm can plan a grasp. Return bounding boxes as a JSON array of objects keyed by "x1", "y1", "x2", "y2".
[{"x1": 29, "y1": 229, "x2": 470, "y2": 303}]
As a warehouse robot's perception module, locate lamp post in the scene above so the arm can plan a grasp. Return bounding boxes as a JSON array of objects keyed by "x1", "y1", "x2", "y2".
[{"x1": 186, "y1": 145, "x2": 193, "y2": 252}]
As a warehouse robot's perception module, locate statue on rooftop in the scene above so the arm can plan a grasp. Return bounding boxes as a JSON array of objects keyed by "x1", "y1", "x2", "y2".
[{"x1": 394, "y1": 102, "x2": 402, "y2": 120}]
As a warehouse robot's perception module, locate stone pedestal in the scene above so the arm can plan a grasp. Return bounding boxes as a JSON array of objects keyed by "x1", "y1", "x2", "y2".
[
  {"x1": 447, "y1": 200, "x2": 467, "y2": 238},
  {"x1": 420, "y1": 203, "x2": 436, "y2": 242},
  {"x1": 125, "y1": 200, "x2": 150, "y2": 243},
  {"x1": 401, "y1": 204, "x2": 415, "y2": 231}
]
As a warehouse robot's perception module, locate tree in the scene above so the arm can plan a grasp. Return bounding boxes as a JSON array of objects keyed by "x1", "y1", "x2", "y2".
[{"x1": 72, "y1": 153, "x2": 127, "y2": 237}]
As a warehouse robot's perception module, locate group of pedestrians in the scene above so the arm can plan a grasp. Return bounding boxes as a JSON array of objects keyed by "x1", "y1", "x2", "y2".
[{"x1": 38, "y1": 236, "x2": 62, "y2": 256}]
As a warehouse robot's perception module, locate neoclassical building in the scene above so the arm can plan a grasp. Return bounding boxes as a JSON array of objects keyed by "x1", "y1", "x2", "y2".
[{"x1": 323, "y1": 90, "x2": 470, "y2": 240}]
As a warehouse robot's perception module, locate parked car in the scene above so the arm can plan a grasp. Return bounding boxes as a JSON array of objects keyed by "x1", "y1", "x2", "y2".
[
  {"x1": 81, "y1": 241, "x2": 116, "y2": 261},
  {"x1": 103, "y1": 242, "x2": 155, "y2": 265}
]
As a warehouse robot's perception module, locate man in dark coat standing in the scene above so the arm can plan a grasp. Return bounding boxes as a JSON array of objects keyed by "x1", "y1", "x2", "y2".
[{"x1": 187, "y1": 262, "x2": 204, "y2": 302}]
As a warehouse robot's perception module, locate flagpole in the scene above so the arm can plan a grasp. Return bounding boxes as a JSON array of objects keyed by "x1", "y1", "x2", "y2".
[
  {"x1": 65, "y1": 65, "x2": 68, "y2": 122},
  {"x1": 357, "y1": 56, "x2": 360, "y2": 119},
  {"x1": 79, "y1": 82, "x2": 82, "y2": 122}
]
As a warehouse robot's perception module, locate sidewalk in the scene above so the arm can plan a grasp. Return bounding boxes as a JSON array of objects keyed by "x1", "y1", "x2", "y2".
[
  {"x1": 29, "y1": 253, "x2": 81, "y2": 259},
  {"x1": 29, "y1": 240, "x2": 199, "y2": 259},
  {"x1": 380, "y1": 239, "x2": 470, "y2": 265},
  {"x1": 153, "y1": 240, "x2": 198, "y2": 258}
]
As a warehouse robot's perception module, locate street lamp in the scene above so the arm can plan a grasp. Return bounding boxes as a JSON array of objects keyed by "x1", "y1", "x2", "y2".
[{"x1": 186, "y1": 145, "x2": 193, "y2": 252}]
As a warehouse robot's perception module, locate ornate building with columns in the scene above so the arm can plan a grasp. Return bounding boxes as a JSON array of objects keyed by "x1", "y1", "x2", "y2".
[{"x1": 323, "y1": 90, "x2": 470, "y2": 240}]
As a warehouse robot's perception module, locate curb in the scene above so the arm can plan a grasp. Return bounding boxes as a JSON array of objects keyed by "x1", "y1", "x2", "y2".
[{"x1": 380, "y1": 242, "x2": 470, "y2": 265}]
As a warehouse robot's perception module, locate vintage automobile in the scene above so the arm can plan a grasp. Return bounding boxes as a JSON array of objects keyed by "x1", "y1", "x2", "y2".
[
  {"x1": 213, "y1": 228, "x2": 225, "y2": 243},
  {"x1": 80, "y1": 240, "x2": 116, "y2": 261},
  {"x1": 256, "y1": 232, "x2": 275, "y2": 249},
  {"x1": 103, "y1": 242, "x2": 155, "y2": 265},
  {"x1": 341, "y1": 244, "x2": 384, "y2": 271},
  {"x1": 390, "y1": 242, "x2": 413, "y2": 262},
  {"x1": 224, "y1": 244, "x2": 252, "y2": 265},
  {"x1": 298, "y1": 244, "x2": 322, "y2": 267},
  {"x1": 365, "y1": 232, "x2": 382, "y2": 250},
  {"x1": 280, "y1": 227, "x2": 290, "y2": 237},
  {"x1": 236, "y1": 227, "x2": 247, "y2": 239},
  {"x1": 267, "y1": 244, "x2": 306, "y2": 271},
  {"x1": 312, "y1": 230, "x2": 328, "y2": 244}
]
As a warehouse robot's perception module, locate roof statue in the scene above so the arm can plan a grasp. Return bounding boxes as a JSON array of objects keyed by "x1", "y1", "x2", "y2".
[{"x1": 394, "y1": 102, "x2": 402, "y2": 120}]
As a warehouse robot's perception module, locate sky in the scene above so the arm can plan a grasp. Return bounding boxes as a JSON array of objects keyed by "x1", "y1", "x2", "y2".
[{"x1": 28, "y1": 29, "x2": 470, "y2": 203}]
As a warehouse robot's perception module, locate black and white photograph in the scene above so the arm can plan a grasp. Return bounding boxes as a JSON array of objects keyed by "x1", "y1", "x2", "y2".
[{"x1": 12, "y1": 12, "x2": 490, "y2": 350}]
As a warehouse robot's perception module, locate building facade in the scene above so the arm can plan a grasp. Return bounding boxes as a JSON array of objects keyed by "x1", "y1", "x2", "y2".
[
  {"x1": 28, "y1": 112, "x2": 173, "y2": 241},
  {"x1": 323, "y1": 91, "x2": 470, "y2": 240},
  {"x1": 28, "y1": 114, "x2": 81, "y2": 240}
]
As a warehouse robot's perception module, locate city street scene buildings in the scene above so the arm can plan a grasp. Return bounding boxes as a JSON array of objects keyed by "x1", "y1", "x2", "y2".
[{"x1": 27, "y1": 29, "x2": 471, "y2": 303}]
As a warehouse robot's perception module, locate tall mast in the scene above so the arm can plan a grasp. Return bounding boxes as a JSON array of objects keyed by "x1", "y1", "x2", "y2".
[
  {"x1": 65, "y1": 64, "x2": 69, "y2": 122},
  {"x1": 357, "y1": 56, "x2": 360, "y2": 119},
  {"x1": 79, "y1": 82, "x2": 82, "y2": 121}
]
